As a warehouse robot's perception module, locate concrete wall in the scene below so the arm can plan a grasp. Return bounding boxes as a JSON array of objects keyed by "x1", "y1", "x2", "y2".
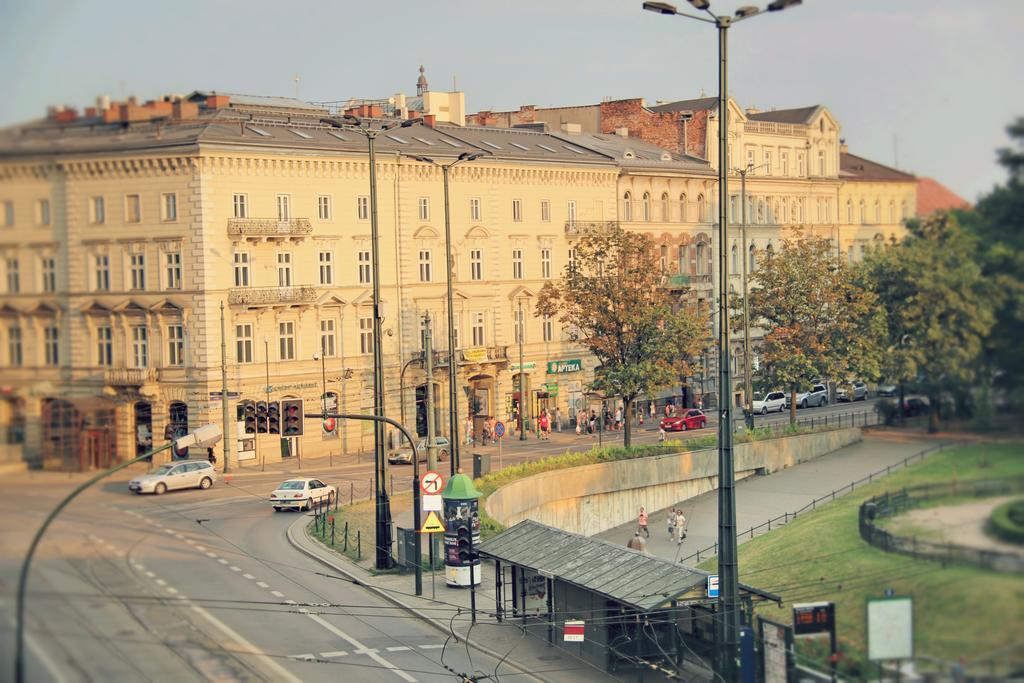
[{"x1": 486, "y1": 427, "x2": 861, "y2": 537}]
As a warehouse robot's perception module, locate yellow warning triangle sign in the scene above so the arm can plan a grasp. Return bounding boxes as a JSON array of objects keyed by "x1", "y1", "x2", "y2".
[{"x1": 419, "y1": 510, "x2": 446, "y2": 534}]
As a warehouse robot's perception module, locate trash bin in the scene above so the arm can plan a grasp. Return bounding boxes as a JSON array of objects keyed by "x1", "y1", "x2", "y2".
[
  {"x1": 395, "y1": 526, "x2": 417, "y2": 572},
  {"x1": 472, "y1": 453, "x2": 491, "y2": 479}
]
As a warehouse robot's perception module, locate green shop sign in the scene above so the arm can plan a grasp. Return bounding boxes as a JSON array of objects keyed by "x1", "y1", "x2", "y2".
[{"x1": 547, "y1": 359, "x2": 582, "y2": 374}]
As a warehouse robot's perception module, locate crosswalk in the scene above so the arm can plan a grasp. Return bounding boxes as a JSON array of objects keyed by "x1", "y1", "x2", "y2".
[{"x1": 288, "y1": 644, "x2": 445, "y2": 661}]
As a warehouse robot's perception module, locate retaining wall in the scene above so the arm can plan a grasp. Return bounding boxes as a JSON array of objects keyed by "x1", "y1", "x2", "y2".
[{"x1": 486, "y1": 427, "x2": 862, "y2": 537}]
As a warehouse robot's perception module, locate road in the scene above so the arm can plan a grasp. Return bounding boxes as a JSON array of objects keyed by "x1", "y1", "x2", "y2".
[{"x1": 0, "y1": 475, "x2": 506, "y2": 682}]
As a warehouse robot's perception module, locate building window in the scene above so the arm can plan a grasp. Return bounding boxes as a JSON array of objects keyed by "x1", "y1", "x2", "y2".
[
  {"x1": 320, "y1": 319, "x2": 336, "y2": 357},
  {"x1": 818, "y1": 151, "x2": 826, "y2": 176},
  {"x1": 41, "y1": 257, "x2": 56, "y2": 293},
  {"x1": 235, "y1": 323, "x2": 253, "y2": 363},
  {"x1": 95, "y1": 254, "x2": 110, "y2": 291},
  {"x1": 567, "y1": 200, "x2": 577, "y2": 227},
  {"x1": 541, "y1": 248, "x2": 551, "y2": 279},
  {"x1": 359, "y1": 316, "x2": 373, "y2": 354},
  {"x1": 233, "y1": 252, "x2": 250, "y2": 287},
  {"x1": 859, "y1": 200, "x2": 867, "y2": 224},
  {"x1": 131, "y1": 326, "x2": 148, "y2": 368},
  {"x1": 130, "y1": 253, "x2": 146, "y2": 290},
  {"x1": 749, "y1": 244, "x2": 757, "y2": 272},
  {"x1": 418, "y1": 197, "x2": 430, "y2": 221},
  {"x1": 795, "y1": 199, "x2": 803, "y2": 223},
  {"x1": 679, "y1": 194, "x2": 687, "y2": 222},
  {"x1": 540, "y1": 199, "x2": 551, "y2": 222},
  {"x1": 513, "y1": 307, "x2": 525, "y2": 344},
  {"x1": 37, "y1": 199, "x2": 51, "y2": 226},
  {"x1": 278, "y1": 321, "x2": 295, "y2": 361},
  {"x1": 766, "y1": 243, "x2": 774, "y2": 260},
  {"x1": 696, "y1": 243, "x2": 706, "y2": 275},
  {"x1": 472, "y1": 312, "x2": 485, "y2": 346},
  {"x1": 902, "y1": 200, "x2": 909, "y2": 219},
  {"x1": 5, "y1": 258, "x2": 19, "y2": 293},
  {"x1": 874, "y1": 200, "x2": 882, "y2": 224},
  {"x1": 277, "y1": 252, "x2": 292, "y2": 287},
  {"x1": 470, "y1": 249, "x2": 483, "y2": 281},
  {"x1": 568, "y1": 247, "x2": 577, "y2": 273},
  {"x1": 90, "y1": 196, "x2": 105, "y2": 224},
  {"x1": 319, "y1": 251, "x2": 334, "y2": 285},
  {"x1": 165, "y1": 252, "x2": 182, "y2": 290},
  {"x1": 889, "y1": 201, "x2": 896, "y2": 223},
  {"x1": 358, "y1": 250, "x2": 371, "y2": 284},
  {"x1": 764, "y1": 151, "x2": 773, "y2": 175},
  {"x1": 451, "y1": 313, "x2": 461, "y2": 350},
  {"x1": 846, "y1": 200, "x2": 853, "y2": 224},
  {"x1": 542, "y1": 316, "x2": 553, "y2": 343},
  {"x1": 233, "y1": 193, "x2": 248, "y2": 219},
  {"x1": 96, "y1": 326, "x2": 113, "y2": 366},
  {"x1": 44, "y1": 326, "x2": 59, "y2": 366},
  {"x1": 276, "y1": 194, "x2": 291, "y2": 221},
  {"x1": 697, "y1": 194, "x2": 706, "y2": 222},
  {"x1": 730, "y1": 244, "x2": 739, "y2": 274},
  {"x1": 317, "y1": 195, "x2": 332, "y2": 220},
  {"x1": 746, "y1": 149, "x2": 755, "y2": 168},
  {"x1": 470, "y1": 198, "x2": 481, "y2": 221},
  {"x1": 512, "y1": 199, "x2": 522, "y2": 222},
  {"x1": 8, "y1": 326, "x2": 23, "y2": 366},
  {"x1": 125, "y1": 194, "x2": 141, "y2": 223},
  {"x1": 659, "y1": 245, "x2": 668, "y2": 273},
  {"x1": 661, "y1": 193, "x2": 670, "y2": 222},
  {"x1": 356, "y1": 195, "x2": 369, "y2": 220},
  {"x1": 678, "y1": 245, "x2": 690, "y2": 274},
  {"x1": 512, "y1": 249, "x2": 523, "y2": 280},
  {"x1": 780, "y1": 151, "x2": 789, "y2": 176},
  {"x1": 161, "y1": 193, "x2": 177, "y2": 222},
  {"x1": 622, "y1": 192, "x2": 632, "y2": 221},
  {"x1": 822, "y1": 199, "x2": 830, "y2": 222},
  {"x1": 797, "y1": 154, "x2": 805, "y2": 177},
  {"x1": 419, "y1": 250, "x2": 432, "y2": 282},
  {"x1": 2, "y1": 200, "x2": 12, "y2": 227},
  {"x1": 848, "y1": 245, "x2": 855, "y2": 263},
  {"x1": 642, "y1": 192, "x2": 651, "y2": 221},
  {"x1": 167, "y1": 325, "x2": 184, "y2": 366},
  {"x1": 780, "y1": 201, "x2": 787, "y2": 224}
]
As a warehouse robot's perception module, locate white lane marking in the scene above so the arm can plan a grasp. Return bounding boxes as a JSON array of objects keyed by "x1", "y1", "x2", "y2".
[
  {"x1": 166, "y1": 587, "x2": 178, "y2": 595},
  {"x1": 289, "y1": 654, "x2": 316, "y2": 661},
  {"x1": 163, "y1": 529, "x2": 175, "y2": 535},
  {"x1": 189, "y1": 603, "x2": 303, "y2": 683},
  {"x1": 174, "y1": 534, "x2": 185, "y2": 540},
  {"x1": 305, "y1": 613, "x2": 416, "y2": 683},
  {"x1": 217, "y1": 559, "x2": 229, "y2": 565},
  {"x1": 195, "y1": 545, "x2": 206, "y2": 551},
  {"x1": 145, "y1": 571, "x2": 156, "y2": 578},
  {"x1": 206, "y1": 552, "x2": 217, "y2": 559},
  {"x1": 229, "y1": 566, "x2": 241, "y2": 572},
  {"x1": 419, "y1": 644, "x2": 444, "y2": 650},
  {"x1": 185, "y1": 539, "x2": 196, "y2": 545},
  {"x1": 320, "y1": 651, "x2": 348, "y2": 657},
  {"x1": 284, "y1": 600, "x2": 297, "y2": 605},
  {"x1": 155, "y1": 579, "x2": 167, "y2": 587},
  {"x1": 386, "y1": 646, "x2": 410, "y2": 652},
  {"x1": 256, "y1": 582, "x2": 269, "y2": 588},
  {"x1": 132, "y1": 563, "x2": 145, "y2": 571},
  {"x1": 270, "y1": 591, "x2": 285, "y2": 598},
  {"x1": 243, "y1": 574, "x2": 255, "y2": 580}
]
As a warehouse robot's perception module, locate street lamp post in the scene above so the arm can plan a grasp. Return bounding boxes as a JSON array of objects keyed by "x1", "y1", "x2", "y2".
[
  {"x1": 736, "y1": 162, "x2": 766, "y2": 429},
  {"x1": 517, "y1": 296, "x2": 528, "y2": 441},
  {"x1": 329, "y1": 113, "x2": 419, "y2": 570},
  {"x1": 401, "y1": 150, "x2": 488, "y2": 475},
  {"x1": 643, "y1": 1, "x2": 801, "y2": 678}
]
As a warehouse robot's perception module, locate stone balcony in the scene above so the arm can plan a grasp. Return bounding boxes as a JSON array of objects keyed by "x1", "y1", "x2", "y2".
[
  {"x1": 105, "y1": 368, "x2": 159, "y2": 386},
  {"x1": 564, "y1": 221, "x2": 616, "y2": 236},
  {"x1": 228, "y1": 286, "x2": 319, "y2": 307},
  {"x1": 227, "y1": 218, "x2": 313, "y2": 243}
]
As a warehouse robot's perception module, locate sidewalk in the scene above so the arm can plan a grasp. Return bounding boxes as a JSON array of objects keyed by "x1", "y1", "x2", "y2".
[{"x1": 596, "y1": 432, "x2": 943, "y2": 565}]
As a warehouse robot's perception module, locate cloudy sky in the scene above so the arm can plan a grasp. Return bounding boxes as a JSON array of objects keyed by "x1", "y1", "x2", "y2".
[{"x1": 2, "y1": 0, "x2": 1021, "y2": 201}]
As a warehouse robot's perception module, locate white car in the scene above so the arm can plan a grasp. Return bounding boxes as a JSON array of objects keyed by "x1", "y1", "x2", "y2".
[
  {"x1": 752, "y1": 391, "x2": 787, "y2": 415},
  {"x1": 270, "y1": 478, "x2": 336, "y2": 511},
  {"x1": 129, "y1": 460, "x2": 217, "y2": 495}
]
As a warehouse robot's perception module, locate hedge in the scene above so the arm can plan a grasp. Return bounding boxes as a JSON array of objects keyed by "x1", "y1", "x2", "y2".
[{"x1": 987, "y1": 497, "x2": 1024, "y2": 545}]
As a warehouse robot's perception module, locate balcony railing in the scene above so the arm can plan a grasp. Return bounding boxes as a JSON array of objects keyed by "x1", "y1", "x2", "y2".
[
  {"x1": 564, "y1": 221, "x2": 616, "y2": 235},
  {"x1": 743, "y1": 120, "x2": 808, "y2": 137},
  {"x1": 228, "y1": 286, "x2": 319, "y2": 306},
  {"x1": 228, "y1": 218, "x2": 313, "y2": 238},
  {"x1": 105, "y1": 368, "x2": 158, "y2": 386}
]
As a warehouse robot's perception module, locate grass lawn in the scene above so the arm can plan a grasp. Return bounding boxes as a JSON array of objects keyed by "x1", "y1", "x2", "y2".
[{"x1": 699, "y1": 442, "x2": 1024, "y2": 679}]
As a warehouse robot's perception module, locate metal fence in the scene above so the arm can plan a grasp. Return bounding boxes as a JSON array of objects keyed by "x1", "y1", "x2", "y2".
[
  {"x1": 859, "y1": 476, "x2": 1024, "y2": 573},
  {"x1": 679, "y1": 441, "x2": 955, "y2": 566}
]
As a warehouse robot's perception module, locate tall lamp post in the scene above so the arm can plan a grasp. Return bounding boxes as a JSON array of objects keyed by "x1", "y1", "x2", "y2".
[
  {"x1": 736, "y1": 162, "x2": 766, "y2": 429},
  {"x1": 517, "y1": 296, "x2": 528, "y2": 441},
  {"x1": 401, "y1": 150, "x2": 488, "y2": 475},
  {"x1": 642, "y1": 1, "x2": 801, "y2": 678},
  {"x1": 328, "y1": 113, "x2": 419, "y2": 570}
]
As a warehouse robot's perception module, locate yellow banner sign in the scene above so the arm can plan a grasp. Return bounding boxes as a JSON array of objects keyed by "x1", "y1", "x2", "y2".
[{"x1": 462, "y1": 347, "x2": 488, "y2": 363}]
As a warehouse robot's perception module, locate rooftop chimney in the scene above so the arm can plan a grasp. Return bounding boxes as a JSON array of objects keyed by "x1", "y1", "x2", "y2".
[
  {"x1": 422, "y1": 114, "x2": 436, "y2": 128},
  {"x1": 560, "y1": 122, "x2": 582, "y2": 135},
  {"x1": 839, "y1": 138, "x2": 849, "y2": 155},
  {"x1": 615, "y1": 126, "x2": 629, "y2": 137},
  {"x1": 206, "y1": 94, "x2": 230, "y2": 110}
]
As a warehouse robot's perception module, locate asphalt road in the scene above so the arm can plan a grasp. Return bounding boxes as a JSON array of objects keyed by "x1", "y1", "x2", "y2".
[{"x1": 0, "y1": 476, "x2": 505, "y2": 682}]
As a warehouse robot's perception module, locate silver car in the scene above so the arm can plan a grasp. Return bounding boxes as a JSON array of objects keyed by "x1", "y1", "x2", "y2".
[{"x1": 128, "y1": 459, "x2": 217, "y2": 495}]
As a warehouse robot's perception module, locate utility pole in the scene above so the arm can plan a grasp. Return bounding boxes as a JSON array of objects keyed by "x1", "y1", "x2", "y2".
[
  {"x1": 220, "y1": 301, "x2": 231, "y2": 473},
  {"x1": 740, "y1": 165, "x2": 754, "y2": 430},
  {"x1": 423, "y1": 314, "x2": 438, "y2": 472}
]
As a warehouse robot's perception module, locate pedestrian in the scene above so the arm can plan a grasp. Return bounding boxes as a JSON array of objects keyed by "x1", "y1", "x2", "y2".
[
  {"x1": 638, "y1": 506, "x2": 649, "y2": 538},
  {"x1": 664, "y1": 403, "x2": 672, "y2": 419},
  {"x1": 539, "y1": 411, "x2": 550, "y2": 440},
  {"x1": 615, "y1": 406, "x2": 622, "y2": 431},
  {"x1": 650, "y1": 400, "x2": 656, "y2": 420},
  {"x1": 676, "y1": 510, "x2": 687, "y2": 544},
  {"x1": 658, "y1": 427, "x2": 666, "y2": 443},
  {"x1": 667, "y1": 508, "x2": 677, "y2": 540},
  {"x1": 589, "y1": 410, "x2": 597, "y2": 435},
  {"x1": 207, "y1": 448, "x2": 216, "y2": 466},
  {"x1": 639, "y1": 409, "x2": 644, "y2": 427},
  {"x1": 482, "y1": 420, "x2": 491, "y2": 446},
  {"x1": 465, "y1": 417, "x2": 474, "y2": 446},
  {"x1": 554, "y1": 407, "x2": 562, "y2": 433},
  {"x1": 626, "y1": 531, "x2": 647, "y2": 553}
]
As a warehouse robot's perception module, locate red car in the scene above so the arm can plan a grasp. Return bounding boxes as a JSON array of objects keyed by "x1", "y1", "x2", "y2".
[{"x1": 660, "y1": 409, "x2": 707, "y2": 432}]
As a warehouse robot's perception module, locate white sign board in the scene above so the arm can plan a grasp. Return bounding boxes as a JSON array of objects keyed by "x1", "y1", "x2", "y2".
[
  {"x1": 422, "y1": 494, "x2": 443, "y2": 512},
  {"x1": 521, "y1": 569, "x2": 548, "y2": 614},
  {"x1": 867, "y1": 597, "x2": 913, "y2": 661}
]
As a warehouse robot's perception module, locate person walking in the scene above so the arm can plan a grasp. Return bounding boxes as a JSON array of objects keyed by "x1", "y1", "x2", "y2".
[
  {"x1": 667, "y1": 508, "x2": 677, "y2": 540},
  {"x1": 649, "y1": 400, "x2": 656, "y2": 421},
  {"x1": 539, "y1": 411, "x2": 550, "y2": 440},
  {"x1": 637, "y1": 506, "x2": 649, "y2": 538},
  {"x1": 676, "y1": 509, "x2": 687, "y2": 544},
  {"x1": 554, "y1": 407, "x2": 562, "y2": 433}
]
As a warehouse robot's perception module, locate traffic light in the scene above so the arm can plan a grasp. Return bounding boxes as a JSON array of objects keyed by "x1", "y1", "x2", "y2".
[
  {"x1": 281, "y1": 398, "x2": 304, "y2": 436},
  {"x1": 415, "y1": 385, "x2": 427, "y2": 437},
  {"x1": 456, "y1": 524, "x2": 473, "y2": 565},
  {"x1": 256, "y1": 401, "x2": 268, "y2": 433},
  {"x1": 240, "y1": 400, "x2": 256, "y2": 434},
  {"x1": 322, "y1": 416, "x2": 337, "y2": 435},
  {"x1": 267, "y1": 401, "x2": 280, "y2": 435}
]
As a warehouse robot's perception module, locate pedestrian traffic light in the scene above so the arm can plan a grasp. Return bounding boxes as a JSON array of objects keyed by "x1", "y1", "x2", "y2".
[
  {"x1": 240, "y1": 400, "x2": 256, "y2": 434},
  {"x1": 256, "y1": 401, "x2": 268, "y2": 433},
  {"x1": 267, "y1": 401, "x2": 280, "y2": 435},
  {"x1": 281, "y1": 398, "x2": 304, "y2": 436},
  {"x1": 415, "y1": 385, "x2": 428, "y2": 438}
]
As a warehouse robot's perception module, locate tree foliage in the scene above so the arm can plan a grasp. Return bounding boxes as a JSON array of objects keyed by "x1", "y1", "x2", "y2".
[
  {"x1": 536, "y1": 223, "x2": 707, "y2": 447},
  {"x1": 747, "y1": 229, "x2": 886, "y2": 423}
]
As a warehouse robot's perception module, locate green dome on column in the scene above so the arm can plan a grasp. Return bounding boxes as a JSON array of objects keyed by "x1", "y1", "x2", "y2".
[{"x1": 441, "y1": 472, "x2": 482, "y2": 499}]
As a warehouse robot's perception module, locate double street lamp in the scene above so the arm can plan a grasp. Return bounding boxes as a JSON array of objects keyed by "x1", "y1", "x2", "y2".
[
  {"x1": 402, "y1": 149, "x2": 488, "y2": 475},
  {"x1": 643, "y1": 0, "x2": 800, "y2": 679},
  {"x1": 736, "y1": 162, "x2": 768, "y2": 430}
]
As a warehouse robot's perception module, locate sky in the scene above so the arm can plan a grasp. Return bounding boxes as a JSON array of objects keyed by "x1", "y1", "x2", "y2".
[{"x1": 1, "y1": 0, "x2": 1021, "y2": 202}]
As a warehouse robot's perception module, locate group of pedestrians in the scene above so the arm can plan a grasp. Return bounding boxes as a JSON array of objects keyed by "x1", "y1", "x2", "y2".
[{"x1": 627, "y1": 505, "x2": 688, "y2": 553}]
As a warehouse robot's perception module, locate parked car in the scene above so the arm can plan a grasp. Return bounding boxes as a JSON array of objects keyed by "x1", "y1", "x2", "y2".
[
  {"x1": 752, "y1": 391, "x2": 787, "y2": 415},
  {"x1": 128, "y1": 459, "x2": 217, "y2": 495},
  {"x1": 660, "y1": 409, "x2": 708, "y2": 432},
  {"x1": 270, "y1": 478, "x2": 336, "y2": 511},
  {"x1": 837, "y1": 381, "x2": 868, "y2": 402},
  {"x1": 876, "y1": 395, "x2": 931, "y2": 419},
  {"x1": 789, "y1": 383, "x2": 828, "y2": 409},
  {"x1": 877, "y1": 384, "x2": 898, "y2": 397},
  {"x1": 388, "y1": 437, "x2": 451, "y2": 465}
]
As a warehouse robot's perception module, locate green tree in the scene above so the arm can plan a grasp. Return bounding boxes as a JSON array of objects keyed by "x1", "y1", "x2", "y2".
[
  {"x1": 536, "y1": 223, "x2": 707, "y2": 447},
  {"x1": 747, "y1": 229, "x2": 886, "y2": 424},
  {"x1": 864, "y1": 214, "x2": 996, "y2": 431}
]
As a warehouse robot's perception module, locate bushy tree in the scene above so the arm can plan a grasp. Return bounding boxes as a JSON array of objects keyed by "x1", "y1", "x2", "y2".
[
  {"x1": 536, "y1": 223, "x2": 707, "y2": 447},
  {"x1": 747, "y1": 229, "x2": 886, "y2": 424}
]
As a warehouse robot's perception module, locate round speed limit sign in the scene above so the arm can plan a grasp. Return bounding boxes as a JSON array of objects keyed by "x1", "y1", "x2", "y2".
[{"x1": 420, "y1": 470, "x2": 445, "y2": 495}]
